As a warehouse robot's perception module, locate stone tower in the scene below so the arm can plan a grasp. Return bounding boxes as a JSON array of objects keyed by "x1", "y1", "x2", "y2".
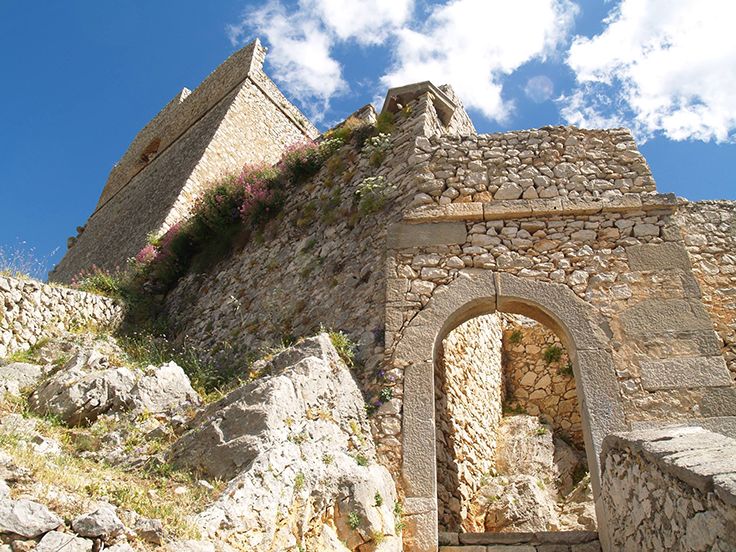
[{"x1": 51, "y1": 39, "x2": 318, "y2": 282}]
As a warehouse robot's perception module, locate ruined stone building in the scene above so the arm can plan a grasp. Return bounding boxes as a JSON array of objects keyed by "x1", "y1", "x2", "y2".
[{"x1": 19, "y1": 39, "x2": 736, "y2": 551}]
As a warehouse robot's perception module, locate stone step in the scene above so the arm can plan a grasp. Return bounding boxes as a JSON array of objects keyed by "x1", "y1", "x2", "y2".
[{"x1": 439, "y1": 531, "x2": 600, "y2": 552}]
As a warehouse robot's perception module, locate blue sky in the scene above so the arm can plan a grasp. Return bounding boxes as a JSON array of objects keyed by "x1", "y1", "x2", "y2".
[{"x1": 1, "y1": 1, "x2": 734, "y2": 279}]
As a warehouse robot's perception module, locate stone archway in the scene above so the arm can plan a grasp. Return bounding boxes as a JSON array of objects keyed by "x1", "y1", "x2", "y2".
[{"x1": 394, "y1": 271, "x2": 626, "y2": 551}]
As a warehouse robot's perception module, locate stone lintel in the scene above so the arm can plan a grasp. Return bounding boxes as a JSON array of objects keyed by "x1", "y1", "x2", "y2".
[
  {"x1": 627, "y1": 242, "x2": 693, "y2": 272},
  {"x1": 402, "y1": 194, "x2": 674, "y2": 224},
  {"x1": 640, "y1": 356, "x2": 731, "y2": 390},
  {"x1": 387, "y1": 222, "x2": 467, "y2": 250},
  {"x1": 404, "y1": 203, "x2": 484, "y2": 223}
]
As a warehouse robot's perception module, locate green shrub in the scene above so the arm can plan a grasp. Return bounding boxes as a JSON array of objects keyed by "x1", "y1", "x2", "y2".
[
  {"x1": 508, "y1": 329, "x2": 523, "y2": 344},
  {"x1": 348, "y1": 511, "x2": 361, "y2": 530},
  {"x1": 375, "y1": 111, "x2": 395, "y2": 135},
  {"x1": 543, "y1": 344, "x2": 563, "y2": 364}
]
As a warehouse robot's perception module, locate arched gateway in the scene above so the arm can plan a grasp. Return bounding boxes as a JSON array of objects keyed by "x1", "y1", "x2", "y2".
[
  {"x1": 382, "y1": 197, "x2": 732, "y2": 551},
  {"x1": 394, "y1": 270, "x2": 624, "y2": 549}
]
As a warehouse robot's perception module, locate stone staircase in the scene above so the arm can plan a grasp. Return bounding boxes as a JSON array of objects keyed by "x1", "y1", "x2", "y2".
[{"x1": 439, "y1": 530, "x2": 600, "y2": 551}]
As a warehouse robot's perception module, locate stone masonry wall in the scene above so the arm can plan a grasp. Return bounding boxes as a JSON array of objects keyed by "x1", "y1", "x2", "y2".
[
  {"x1": 51, "y1": 41, "x2": 317, "y2": 283},
  {"x1": 410, "y1": 126, "x2": 656, "y2": 210},
  {"x1": 601, "y1": 426, "x2": 736, "y2": 551},
  {"x1": 436, "y1": 314, "x2": 504, "y2": 532},
  {"x1": 676, "y1": 200, "x2": 736, "y2": 380},
  {"x1": 502, "y1": 317, "x2": 583, "y2": 447},
  {"x1": 0, "y1": 275, "x2": 122, "y2": 359}
]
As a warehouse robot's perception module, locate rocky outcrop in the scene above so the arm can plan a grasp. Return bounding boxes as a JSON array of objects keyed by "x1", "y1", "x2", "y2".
[
  {"x1": 170, "y1": 334, "x2": 401, "y2": 552},
  {"x1": 28, "y1": 350, "x2": 200, "y2": 426},
  {"x1": 467, "y1": 415, "x2": 594, "y2": 533}
]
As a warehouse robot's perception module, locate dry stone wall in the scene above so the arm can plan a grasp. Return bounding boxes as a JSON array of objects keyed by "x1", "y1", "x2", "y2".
[
  {"x1": 435, "y1": 314, "x2": 504, "y2": 532},
  {"x1": 502, "y1": 317, "x2": 582, "y2": 447},
  {"x1": 411, "y1": 126, "x2": 656, "y2": 210},
  {"x1": 600, "y1": 426, "x2": 736, "y2": 551},
  {"x1": 0, "y1": 275, "x2": 122, "y2": 359}
]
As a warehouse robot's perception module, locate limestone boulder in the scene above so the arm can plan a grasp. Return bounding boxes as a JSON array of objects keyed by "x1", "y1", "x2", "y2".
[
  {"x1": 28, "y1": 349, "x2": 200, "y2": 426},
  {"x1": 495, "y1": 415, "x2": 556, "y2": 478},
  {"x1": 170, "y1": 334, "x2": 401, "y2": 552},
  {"x1": 28, "y1": 352, "x2": 136, "y2": 426},
  {"x1": 0, "y1": 498, "x2": 63, "y2": 537},
  {"x1": 36, "y1": 531, "x2": 93, "y2": 552},
  {"x1": 471, "y1": 474, "x2": 560, "y2": 533},
  {"x1": 71, "y1": 504, "x2": 126, "y2": 539},
  {"x1": 126, "y1": 361, "x2": 201, "y2": 415},
  {"x1": 0, "y1": 362, "x2": 46, "y2": 397}
]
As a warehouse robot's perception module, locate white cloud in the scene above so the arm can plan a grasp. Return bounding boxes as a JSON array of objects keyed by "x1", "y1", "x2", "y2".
[
  {"x1": 524, "y1": 76, "x2": 555, "y2": 103},
  {"x1": 228, "y1": 0, "x2": 414, "y2": 121},
  {"x1": 303, "y1": 0, "x2": 414, "y2": 45},
  {"x1": 227, "y1": 2, "x2": 347, "y2": 120},
  {"x1": 563, "y1": 0, "x2": 736, "y2": 142},
  {"x1": 380, "y1": 0, "x2": 578, "y2": 122}
]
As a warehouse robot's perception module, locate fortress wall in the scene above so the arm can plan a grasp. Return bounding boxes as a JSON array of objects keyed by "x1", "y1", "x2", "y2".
[
  {"x1": 0, "y1": 275, "x2": 122, "y2": 359},
  {"x1": 435, "y1": 314, "x2": 504, "y2": 532},
  {"x1": 502, "y1": 317, "x2": 583, "y2": 447},
  {"x1": 601, "y1": 427, "x2": 736, "y2": 551},
  {"x1": 163, "y1": 90, "x2": 439, "y2": 394},
  {"x1": 676, "y1": 200, "x2": 736, "y2": 380},
  {"x1": 164, "y1": 76, "x2": 322, "y2": 231},
  {"x1": 386, "y1": 202, "x2": 733, "y2": 450},
  {"x1": 410, "y1": 127, "x2": 656, "y2": 210}
]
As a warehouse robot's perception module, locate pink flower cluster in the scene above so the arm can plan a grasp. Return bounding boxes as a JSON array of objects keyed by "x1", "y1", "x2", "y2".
[
  {"x1": 238, "y1": 164, "x2": 275, "y2": 219},
  {"x1": 134, "y1": 222, "x2": 183, "y2": 266}
]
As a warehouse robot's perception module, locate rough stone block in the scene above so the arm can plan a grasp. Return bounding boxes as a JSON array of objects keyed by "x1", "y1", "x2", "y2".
[
  {"x1": 387, "y1": 222, "x2": 467, "y2": 249},
  {"x1": 640, "y1": 356, "x2": 731, "y2": 390},
  {"x1": 700, "y1": 387, "x2": 736, "y2": 417},
  {"x1": 482, "y1": 200, "x2": 533, "y2": 220},
  {"x1": 713, "y1": 472, "x2": 736, "y2": 507},
  {"x1": 402, "y1": 506, "x2": 438, "y2": 552},
  {"x1": 486, "y1": 547, "x2": 535, "y2": 552},
  {"x1": 537, "y1": 545, "x2": 570, "y2": 552},
  {"x1": 438, "y1": 532, "x2": 459, "y2": 545},
  {"x1": 405, "y1": 203, "x2": 484, "y2": 222},
  {"x1": 571, "y1": 543, "x2": 602, "y2": 552},
  {"x1": 401, "y1": 416, "x2": 437, "y2": 498},
  {"x1": 626, "y1": 242, "x2": 692, "y2": 271},
  {"x1": 620, "y1": 299, "x2": 714, "y2": 336},
  {"x1": 439, "y1": 547, "x2": 485, "y2": 552},
  {"x1": 459, "y1": 532, "x2": 534, "y2": 545},
  {"x1": 693, "y1": 416, "x2": 736, "y2": 440}
]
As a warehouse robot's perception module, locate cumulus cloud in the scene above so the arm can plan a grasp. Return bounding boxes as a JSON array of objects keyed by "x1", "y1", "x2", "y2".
[
  {"x1": 227, "y1": 0, "x2": 414, "y2": 120},
  {"x1": 380, "y1": 0, "x2": 578, "y2": 122},
  {"x1": 562, "y1": 0, "x2": 736, "y2": 142},
  {"x1": 303, "y1": 0, "x2": 414, "y2": 45}
]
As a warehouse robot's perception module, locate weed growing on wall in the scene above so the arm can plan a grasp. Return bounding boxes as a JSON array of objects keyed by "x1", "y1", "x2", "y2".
[{"x1": 356, "y1": 176, "x2": 393, "y2": 216}]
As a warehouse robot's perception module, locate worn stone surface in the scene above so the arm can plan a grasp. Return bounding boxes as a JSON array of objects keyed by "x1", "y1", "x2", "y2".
[
  {"x1": 169, "y1": 335, "x2": 400, "y2": 551},
  {"x1": 601, "y1": 427, "x2": 736, "y2": 551},
  {"x1": 0, "y1": 498, "x2": 63, "y2": 537},
  {"x1": 72, "y1": 505, "x2": 126, "y2": 538},
  {"x1": 36, "y1": 531, "x2": 94, "y2": 552}
]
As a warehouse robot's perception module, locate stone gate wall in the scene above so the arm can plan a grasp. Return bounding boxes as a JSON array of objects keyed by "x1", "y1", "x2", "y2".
[
  {"x1": 676, "y1": 200, "x2": 736, "y2": 381},
  {"x1": 435, "y1": 314, "x2": 504, "y2": 531},
  {"x1": 0, "y1": 275, "x2": 122, "y2": 359},
  {"x1": 600, "y1": 426, "x2": 736, "y2": 551},
  {"x1": 502, "y1": 317, "x2": 582, "y2": 447}
]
